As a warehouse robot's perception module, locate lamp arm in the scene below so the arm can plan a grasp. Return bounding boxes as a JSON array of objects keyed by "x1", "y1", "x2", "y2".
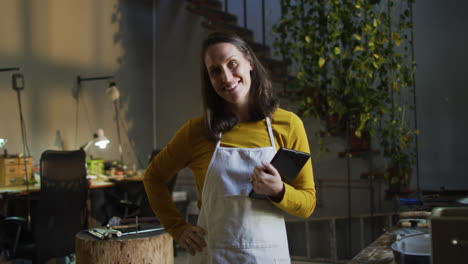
[
  {"x1": 81, "y1": 140, "x2": 94, "y2": 151},
  {"x1": 0, "y1": 67, "x2": 20, "y2": 72}
]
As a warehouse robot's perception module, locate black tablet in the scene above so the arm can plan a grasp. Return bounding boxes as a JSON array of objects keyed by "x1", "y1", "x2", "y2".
[
  {"x1": 270, "y1": 147, "x2": 311, "y2": 183},
  {"x1": 249, "y1": 148, "x2": 311, "y2": 199}
]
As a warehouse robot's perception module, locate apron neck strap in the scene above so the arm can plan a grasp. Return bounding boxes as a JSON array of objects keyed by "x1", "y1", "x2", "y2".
[
  {"x1": 216, "y1": 133, "x2": 222, "y2": 148},
  {"x1": 217, "y1": 117, "x2": 276, "y2": 148},
  {"x1": 265, "y1": 117, "x2": 275, "y2": 148}
]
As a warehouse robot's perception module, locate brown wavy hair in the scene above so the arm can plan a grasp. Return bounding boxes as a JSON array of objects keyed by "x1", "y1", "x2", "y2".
[{"x1": 201, "y1": 31, "x2": 278, "y2": 141}]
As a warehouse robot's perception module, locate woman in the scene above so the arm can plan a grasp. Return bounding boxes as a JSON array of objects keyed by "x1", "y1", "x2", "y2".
[{"x1": 144, "y1": 32, "x2": 316, "y2": 263}]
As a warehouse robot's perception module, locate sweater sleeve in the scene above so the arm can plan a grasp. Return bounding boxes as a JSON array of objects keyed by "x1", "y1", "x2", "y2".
[
  {"x1": 272, "y1": 113, "x2": 317, "y2": 218},
  {"x1": 143, "y1": 120, "x2": 194, "y2": 240}
]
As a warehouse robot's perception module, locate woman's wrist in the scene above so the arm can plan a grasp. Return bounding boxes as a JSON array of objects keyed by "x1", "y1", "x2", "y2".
[{"x1": 269, "y1": 183, "x2": 285, "y2": 203}]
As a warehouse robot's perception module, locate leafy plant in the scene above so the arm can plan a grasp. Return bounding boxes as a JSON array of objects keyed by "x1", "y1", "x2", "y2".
[
  {"x1": 380, "y1": 105, "x2": 419, "y2": 192},
  {"x1": 273, "y1": 0, "x2": 418, "y2": 191}
]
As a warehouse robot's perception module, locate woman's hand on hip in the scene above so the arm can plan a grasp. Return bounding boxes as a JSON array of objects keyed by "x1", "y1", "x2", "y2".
[
  {"x1": 252, "y1": 161, "x2": 285, "y2": 199},
  {"x1": 176, "y1": 225, "x2": 207, "y2": 256}
]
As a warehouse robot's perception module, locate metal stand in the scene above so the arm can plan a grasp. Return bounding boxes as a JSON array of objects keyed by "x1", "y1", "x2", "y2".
[
  {"x1": 13, "y1": 74, "x2": 32, "y2": 230},
  {"x1": 113, "y1": 100, "x2": 124, "y2": 166},
  {"x1": 343, "y1": 124, "x2": 378, "y2": 259}
]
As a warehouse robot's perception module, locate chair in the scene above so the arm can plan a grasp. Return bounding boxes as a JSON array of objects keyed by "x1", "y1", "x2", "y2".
[
  {"x1": 15, "y1": 149, "x2": 89, "y2": 263},
  {"x1": 0, "y1": 216, "x2": 25, "y2": 259}
]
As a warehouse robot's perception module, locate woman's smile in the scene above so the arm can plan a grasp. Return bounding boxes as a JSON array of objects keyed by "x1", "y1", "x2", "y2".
[{"x1": 224, "y1": 81, "x2": 239, "y2": 92}]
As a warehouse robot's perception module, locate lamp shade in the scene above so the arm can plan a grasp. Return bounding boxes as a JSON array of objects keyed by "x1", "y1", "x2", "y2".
[
  {"x1": 0, "y1": 138, "x2": 6, "y2": 148},
  {"x1": 81, "y1": 129, "x2": 110, "y2": 151},
  {"x1": 106, "y1": 82, "x2": 120, "y2": 101},
  {"x1": 94, "y1": 128, "x2": 110, "y2": 149}
]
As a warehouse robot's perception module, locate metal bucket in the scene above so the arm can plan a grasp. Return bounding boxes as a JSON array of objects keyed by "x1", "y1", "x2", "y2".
[{"x1": 391, "y1": 233, "x2": 431, "y2": 264}]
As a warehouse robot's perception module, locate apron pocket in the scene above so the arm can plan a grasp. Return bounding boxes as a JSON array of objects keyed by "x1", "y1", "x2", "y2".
[
  {"x1": 208, "y1": 200, "x2": 288, "y2": 250},
  {"x1": 217, "y1": 169, "x2": 252, "y2": 196}
]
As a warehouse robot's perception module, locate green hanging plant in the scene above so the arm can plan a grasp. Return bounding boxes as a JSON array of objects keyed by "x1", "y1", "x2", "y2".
[{"x1": 273, "y1": 0, "x2": 418, "y2": 191}]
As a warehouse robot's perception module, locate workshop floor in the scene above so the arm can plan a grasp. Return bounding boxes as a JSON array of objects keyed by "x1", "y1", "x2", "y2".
[
  {"x1": 174, "y1": 251, "x2": 325, "y2": 264},
  {"x1": 6, "y1": 251, "x2": 322, "y2": 263},
  {"x1": 6, "y1": 254, "x2": 323, "y2": 264}
]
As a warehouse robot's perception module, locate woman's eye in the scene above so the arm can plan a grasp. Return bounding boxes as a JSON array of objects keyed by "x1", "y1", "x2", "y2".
[
  {"x1": 210, "y1": 68, "x2": 220, "y2": 76},
  {"x1": 228, "y1": 60, "x2": 238, "y2": 68}
]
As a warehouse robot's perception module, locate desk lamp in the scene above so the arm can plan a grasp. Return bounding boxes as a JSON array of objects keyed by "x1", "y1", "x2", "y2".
[
  {"x1": 1, "y1": 68, "x2": 21, "y2": 156},
  {"x1": 0, "y1": 138, "x2": 6, "y2": 157},
  {"x1": 1, "y1": 67, "x2": 33, "y2": 229},
  {"x1": 77, "y1": 75, "x2": 123, "y2": 165},
  {"x1": 81, "y1": 128, "x2": 110, "y2": 151},
  {"x1": 106, "y1": 81, "x2": 124, "y2": 165}
]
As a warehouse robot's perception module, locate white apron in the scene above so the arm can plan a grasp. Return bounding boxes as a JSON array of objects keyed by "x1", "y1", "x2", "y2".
[{"x1": 190, "y1": 117, "x2": 290, "y2": 264}]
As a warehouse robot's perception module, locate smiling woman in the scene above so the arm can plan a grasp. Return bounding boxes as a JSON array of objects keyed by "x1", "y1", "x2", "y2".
[
  {"x1": 200, "y1": 32, "x2": 278, "y2": 141},
  {"x1": 144, "y1": 31, "x2": 316, "y2": 264}
]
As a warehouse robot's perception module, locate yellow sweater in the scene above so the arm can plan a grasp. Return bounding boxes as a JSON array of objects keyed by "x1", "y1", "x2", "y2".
[{"x1": 144, "y1": 108, "x2": 316, "y2": 240}]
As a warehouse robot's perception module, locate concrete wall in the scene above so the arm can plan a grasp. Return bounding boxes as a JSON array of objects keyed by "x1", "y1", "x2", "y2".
[
  {"x1": 413, "y1": 0, "x2": 468, "y2": 190},
  {"x1": 0, "y1": 0, "x2": 153, "y2": 169},
  {"x1": 152, "y1": 0, "x2": 205, "y2": 199}
]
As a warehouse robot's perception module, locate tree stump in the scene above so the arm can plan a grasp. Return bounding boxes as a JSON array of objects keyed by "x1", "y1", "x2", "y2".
[{"x1": 75, "y1": 230, "x2": 173, "y2": 264}]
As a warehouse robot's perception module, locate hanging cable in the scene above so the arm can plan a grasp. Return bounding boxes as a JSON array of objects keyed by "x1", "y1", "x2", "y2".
[{"x1": 118, "y1": 113, "x2": 144, "y2": 169}]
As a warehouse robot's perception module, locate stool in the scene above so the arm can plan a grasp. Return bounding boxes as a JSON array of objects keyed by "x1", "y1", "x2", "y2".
[{"x1": 75, "y1": 229, "x2": 173, "y2": 263}]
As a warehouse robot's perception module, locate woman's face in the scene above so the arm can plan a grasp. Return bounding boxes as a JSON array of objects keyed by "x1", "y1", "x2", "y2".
[{"x1": 204, "y1": 42, "x2": 252, "y2": 108}]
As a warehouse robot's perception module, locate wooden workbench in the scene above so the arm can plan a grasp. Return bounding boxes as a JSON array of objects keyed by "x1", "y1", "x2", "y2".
[{"x1": 348, "y1": 231, "x2": 397, "y2": 264}]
